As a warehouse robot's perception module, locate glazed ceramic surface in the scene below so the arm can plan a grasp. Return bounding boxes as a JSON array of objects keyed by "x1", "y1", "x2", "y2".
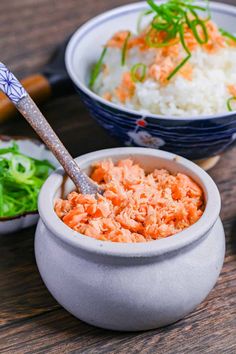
[
  {"x1": 65, "y1": 1, "x2": 236, "y2": 160},
  {"x1": 0, "y1": 136, "x2": 58, "y2": 234},
  {"x1": 35, "y1": 147, "x2": 225, "y2": 331}
]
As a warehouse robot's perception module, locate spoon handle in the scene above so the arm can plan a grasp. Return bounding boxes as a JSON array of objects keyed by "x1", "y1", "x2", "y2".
[{"x1": 0, "y1": 62, "x2": 97, "y2": 194}]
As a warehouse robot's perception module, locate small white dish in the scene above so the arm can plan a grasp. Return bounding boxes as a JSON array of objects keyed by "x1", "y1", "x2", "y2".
[
  {"x1": 0, "y1": 135, "x2": 58, "y2": 234},
  {"x1": 35, "y1": 147, "x2": 225, "y2": 331}
]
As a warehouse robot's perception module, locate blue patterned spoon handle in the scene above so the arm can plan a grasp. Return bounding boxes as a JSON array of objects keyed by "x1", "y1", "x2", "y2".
[
  {"x1": 0, "y1": 62, "x2": 101, "y2": 195},
  {"x1": 0, "y1": 62, "x2": 28, "y2": 104}
]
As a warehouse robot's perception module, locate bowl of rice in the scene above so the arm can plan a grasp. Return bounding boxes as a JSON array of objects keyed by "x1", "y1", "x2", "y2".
[
  {"x1": 65, "y1": 0, "x2": 236, "y2": 161},
  {"x1": 35, "y1": 147, "x2": 225, "y2": 331}
]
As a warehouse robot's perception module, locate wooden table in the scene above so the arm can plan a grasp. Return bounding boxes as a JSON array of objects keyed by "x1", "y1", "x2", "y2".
[{"x1": 0, "y1": 1, "x2": 236, "y2": 353}]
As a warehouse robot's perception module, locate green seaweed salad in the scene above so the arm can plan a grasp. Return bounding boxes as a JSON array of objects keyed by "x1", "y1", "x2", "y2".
[{"x1": 0, "y1": 142, "x2": 55, "y2": 218}]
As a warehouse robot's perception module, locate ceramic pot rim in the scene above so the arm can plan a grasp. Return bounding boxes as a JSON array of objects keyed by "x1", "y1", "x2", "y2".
[
  {"x1": 65, "y1": 1, "x2": 236, "y2": 122},
  {"x1": 38, "y1": 147, "x2": 221, "y2": 258}
]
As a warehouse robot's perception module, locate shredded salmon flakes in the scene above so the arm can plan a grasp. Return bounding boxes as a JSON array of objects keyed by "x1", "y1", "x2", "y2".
[
  {"x1": 106, "y1": 30, "x2": 130, "y2": 49},
  {"x1": 105, "y1": 20, "x2": 229, "y2": 91},
  {"x1": 55, "y1": 159, "x2": 205, "y2": 243},
  {"x1": 115, "y1": 72, "x2": 136, "y2": 103},
  {"x1": 228, "y1": 84, "x2": 236, "y2": 97},
  {"x1": 102, "y1": 91, "x2": 112, "y2": 101}
]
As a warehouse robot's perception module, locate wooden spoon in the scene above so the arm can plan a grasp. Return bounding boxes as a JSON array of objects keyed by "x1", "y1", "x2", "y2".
[{"x1": 0, "y1": 62, "x2": 102, "y2": 195}]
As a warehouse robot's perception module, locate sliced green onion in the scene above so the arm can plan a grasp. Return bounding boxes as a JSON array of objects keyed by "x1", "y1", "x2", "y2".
[
  {"x1": 152, "y1": 14, "x2": 172, "y2": 31},
  {"x1": 167, "y1": 54, "x2": 191, "y2": 80},
  {"x1": 146, "y1": 28, "x2": 179, "y2": 48},
  {"x1": 10, "y1": 155, "x2": 36, "y2": 182},
  {"x1": 165, "y1": 19, "x2": 181, "y2": 41},
  {"x1": 184, "y1": 12, "x2": 192, "y2": 29},
  {"x1": 220, "y1": 28, "x2": 236, "y2": 43},
  {"x1": 190, "y1": 18, "x2": 208, "y2": 44},
  {"x1": 121, "y1": 32, "x2": 131, "y2": 66},
  {"x1": 131, "y1": 63, "x2": 147, "y2": 82},
  {"x1": 163, "y1": 3, "x2": 185, "y2": 20},
  {"x1": 147, "y1": 0, "x2": 162, "y2": 14},
  {"x1": 179, "y1": 22, "x2": 191, "y2": 55},
  {"x1": 143, "y1": 0, "x2": 212, "y2": 80},
  {"x1": 137, "y1": 9, "x2": 153, "y2": 34},
  {"x1": 0, "y1": 142, "x2": 54, "y2": 218},
  {"x1": 227, "y1": 97, "x2": 236, "y2": 111},
  {"x1": 204, "y1": 0, "x2": 211, "y2": 21},
  {"x1": 178, "y1": 3, "x2": 206, "y2": 12},
  {"x1": 167, "y1": 23, "x2": 191, "y2": 80},
  {"x1": 89, "y1": 47, "x2": 107, "y2": 89}
]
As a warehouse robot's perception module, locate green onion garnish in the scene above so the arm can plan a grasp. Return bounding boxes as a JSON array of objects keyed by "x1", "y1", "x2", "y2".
[
  {"x1": 137, "y1": 9, "x2": 153, "y2": 34},
  {"x1": 203, "y1": 0, "x2": 211, "y2": 22},
  {"x1": 131, "y1": 63, "x2": 147, "y2": 82},
  {"x1": 143, "y1": 0, "x2": 212, "y2": 80},
  {"x1": 168, "y1": 22, "x2": 191, "y2": 80},
  {"x1": 227, "y1": 97, "x2": 236, "y2": 112},
  {"x1": 219, "y1": 28, "x2": 236, "y2": 43},
  {"x1": 89, "y1": 47, "x2": 107, "y2": 89},
  {"x1": 190, "y1": 18, "x2": 208, "y2": 44},
  {"x1": 146, "y1": 28, "x2": 178, "y2": 48},
  {"x1": 167, "y1": 54, "x2": 191, "y2": 80},
  {"x1": 0, "y1": 142, "x2": 54, "y2": 218},
  {"x1": 121, "y1": 32, "x2": 131, "y2": 66}
]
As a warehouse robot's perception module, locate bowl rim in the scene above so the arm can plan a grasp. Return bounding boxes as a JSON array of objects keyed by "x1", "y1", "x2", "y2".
[
  {"x1": 38, "y1": 147, "x2": 221, "y2": 258},
  {"x1": 65, "y1": 0, "x2": 236, "y2": 122}
]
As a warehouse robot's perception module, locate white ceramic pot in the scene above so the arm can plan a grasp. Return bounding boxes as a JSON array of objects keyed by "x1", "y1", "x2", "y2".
[{"x1": 35, "y1": 148, "x2": 225, "y2": 331}]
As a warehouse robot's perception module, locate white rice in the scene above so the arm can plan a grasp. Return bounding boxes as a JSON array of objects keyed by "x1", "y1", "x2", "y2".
[{"x1": 94, "y1": 46, "x2": 236, "y2": 117}]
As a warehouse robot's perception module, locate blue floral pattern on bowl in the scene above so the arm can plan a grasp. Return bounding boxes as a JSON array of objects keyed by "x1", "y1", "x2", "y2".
[{"x1": 76, "y1": 87, "x2": 236, "y2": 160}]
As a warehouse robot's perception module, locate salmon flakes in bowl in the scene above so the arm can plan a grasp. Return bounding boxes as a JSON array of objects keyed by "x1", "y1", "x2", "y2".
[{"x1": 55, "y1": 158, "x2": 204, "y2": 243}]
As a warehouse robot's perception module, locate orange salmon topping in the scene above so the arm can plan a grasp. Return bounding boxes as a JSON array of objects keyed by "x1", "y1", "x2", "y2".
[
  {"x1": 55, "y1": 159, "x2": 205, "y2": 243},
  {"x1": 115, "y1": 72, "x2": 136, "y2": 103},
  {"x1": 106, "y1": 30, "x2": 130, "y2": 48},
  {"x1": 105, "y1": 19, "x2": 230, "y2": 97},
  {"x1": 228, "y1": 84, "x2": 236, "y2": 97},
  {"x1": 179, "y1": 62, "x2": 193, "y2": 81},
  {"x1": 102, "y1": 92, "x2": 112, "y2": 101}
]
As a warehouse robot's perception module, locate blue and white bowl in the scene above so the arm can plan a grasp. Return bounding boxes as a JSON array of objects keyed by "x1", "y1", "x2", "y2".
[{"x1": 65, "y1": 1, "x2": 236, "y2": 161}]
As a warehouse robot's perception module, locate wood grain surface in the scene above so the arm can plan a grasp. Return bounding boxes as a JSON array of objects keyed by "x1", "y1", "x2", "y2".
[{"x1": 0, "y1": 0, "x2": 236, "y2": 353}]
